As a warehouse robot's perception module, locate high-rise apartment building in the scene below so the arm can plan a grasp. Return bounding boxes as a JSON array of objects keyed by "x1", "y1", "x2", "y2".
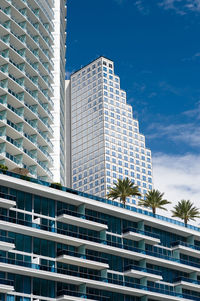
[
  {"x1": 0, "y1": 0, "x2": 66, "y2": 183},
  {"x1": 0, "y1": 170, "x2": 200, "y2": 301},
  {"x1": 67, "y1": 57, "x2": 153, "y2": 204}
]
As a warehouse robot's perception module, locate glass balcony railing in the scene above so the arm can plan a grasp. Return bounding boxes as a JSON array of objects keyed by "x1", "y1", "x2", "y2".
[
  {"x1": 124, "y1": 265, "x2": 162, "y2": 276},
  {"x1": 171, "y1": 241, "x2": 200, "y2": 252},
  {"x1": 0, "y1": 235, "x2": 14, "y2": 244},
  {"x1": 57, "y1": 249, "x2": 108, "y2": 264},
  {"x1": 57, "y1": 290, "x2": 109, "y2": 301},
  {"x1": 0, "y1": 255, "x2": 197, "y2": 300},
  {"x1": 0, "y1": 278, "x2": 14, "y2": 286},
  {"x1": 57, "y1": 209, "x2": 107, "y2": 225},
  {"x1": 0, "y1": 214, "x2": 101, "y2": 244},
  {"x1": 174, "y1": 276, "x2": 200, "y2": 285},
  {"x1": 0, "y1": 191, "x2": 16, "y2": 202},
  {"x1": 123, "y1": 227, "x2": 160, "y2": 240},
  {"x1": 0, "y1": 170, "x2": 200, "y2": 234}
]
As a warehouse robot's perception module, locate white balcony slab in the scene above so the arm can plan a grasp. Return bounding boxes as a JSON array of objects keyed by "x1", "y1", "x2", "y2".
[
  {"x1": 0, "y1": 240, "x2": 15, "y2": 251},
  {"x1": 0, "y1": 197, "x2": 16, "y2": 209},
  {"x1": 122, "y1": 231, "x2": 160, "y2": 245},
  {"x1": 57, "y1": 254, "x2": 109, "y2": 270},
  {"x1": 124, "y1": 269, "x2": 162, "y2": 282},
  {"x1": 0, "y1": 262, "x2": 192, "y2": 301},
  {"x1": 57, "y1": 296, "x2": 96, "y2": 301},
  {"x1": 172, "y1": 245, "x2": 200, "y2": 257},
  {"x1": 0, "y1": 221, "x2": 199, "y2": 274},
  {"x1": 57, "y1": 214, "x2": 107, "y2": 231},
  {"x1": 174, "y1": 280, "x2": 200, "y2": 293},
  {"x1": 0, "y1": 283, "x2": 14, "y2": 293}
]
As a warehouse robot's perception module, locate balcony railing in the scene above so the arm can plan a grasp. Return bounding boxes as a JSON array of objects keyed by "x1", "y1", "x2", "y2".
[
  {"x1": 0, "y1": 214, "x2": 101, "y2": 244},
  {"x1": 0, "y1": 191, "x2": 16, "y2": 202},
  {"x1": 174, "y1": 276, "x2": 200, "y2": 286},
  {"x1": 0, "y1": 256, "x2": 198, "y2": 300},
  {"x1": 1, "y1": 170, "x2": 200, "y2": 234},
  {"x1": 57, "y1": 209, "x2": 107, "y2": 225},
  {"x1": 0, "y1": 235, "x2": 14, "y2": 244},
  {"x1": 171, "y1": 241, "x2": 200, "y2": 252},
  {"x1": 124, "y1": 265, "x2": 162, "y2": 276},
  {"x1": 57, "y1": 290, "x2": 110, "y2": 301},
  {"x1": 57, "y1": 249, "x2": 108, "y2": 264},
  {"x1": 123, "y1": 227, "x2": 160, "y2": 240},
  {"x1": 0, "y1": 278, "x2": 14, "y2": 286}
]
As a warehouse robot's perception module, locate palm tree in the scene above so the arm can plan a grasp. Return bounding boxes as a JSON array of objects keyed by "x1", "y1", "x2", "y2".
[
  {"x1": 171, "y1": 200, "x2": 200, "y2": 225},
  {"x1": 107, "y1": 178, "x2": 141, "y2": 207},
  {"x1": 139, "y1": 189, "x2": 171, "y2": 214}
]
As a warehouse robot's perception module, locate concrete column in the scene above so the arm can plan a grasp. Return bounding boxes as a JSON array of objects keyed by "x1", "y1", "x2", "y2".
[
  {"x1": 190, "y1": 272, "x2": 197, "y2": 280},
  {"x1": 173, "y1": 249, "x2": 180, "y2": 260},
  {"x1": 101, "y1": 269, "x2": 108, "y2": 282},
  {"x1": 78, "y1": 245, "x2": 86, "y2": 258},
  {"x1": 138, "y1": 239, "x2": 145, "y2": 250},
  {"x1": 139, "y1": 259, "x2": 146, "y2": 268},
  {"x1": 140, "y1": 277, "x2": 147, "y2": 287},
  {"x1": 78, "y1": 283, "x2": 86, "y2": 297},
  {"x1": 175, "y1": 285, "x2": 182, "y2": 295},
  {"x1": 186, "y1": 235, "x2": 194, "y2": 245},
  {"x1": 77, "y1": 203, "x2": 85, "y2": 217},
  {"x1": 138, "y1": 220, "x2": 144, "y2": 231},
  {"x1": 100, "y1": 230, "x2": 106, "y2": 243}
]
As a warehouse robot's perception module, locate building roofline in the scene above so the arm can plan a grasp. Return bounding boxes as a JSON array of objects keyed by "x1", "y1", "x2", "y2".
[{"x1": 70, "y1": 56, "x2": 114, "y2": 77}]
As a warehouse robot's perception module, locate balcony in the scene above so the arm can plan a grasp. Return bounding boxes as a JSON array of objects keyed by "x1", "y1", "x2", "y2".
[
  {"x1": 0, "y1": 236, "x2": 15, "y2": 251},
  {"x1": 174, "y1": 277, "x2": 200, "y2": 293},
  {"x1": 0, "y1": 191, "x2": 16, "y2": 209},
  {"x1": 57, "y1": 209, "x2": 108, "y2": 231},
  {"x1": 57, "y1": 290, "x2": 109, "y2": 301},
  {"x1": 57, "y1": 249, "x2": 109, "y2": 271},
  {"x1": 124, "y1": 265, "x2": 162, "y2": 281},
  {"x1": 171, "y1": 241, "x2": 200, "y2": 257},
  {"x1": 122, "y1": 227, "x2": 160, "y2": 245},
  {"x1": 0, "y1": 278, "x2": 14, "y2": 293},
  {"x1": 0, "y1": 253, "x2": 198, "y2": 300}
]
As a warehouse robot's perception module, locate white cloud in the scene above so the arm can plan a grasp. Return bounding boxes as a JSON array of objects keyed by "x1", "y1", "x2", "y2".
[
  {"x1": 148, "y1": 122, "x2": 200, "y2": 147},
  {"x1": 159, "y1": 0, "x2": 200, "y2": 14},
  {"x1": 153, "y1": 153, "x2": 200, "y2": 222}
]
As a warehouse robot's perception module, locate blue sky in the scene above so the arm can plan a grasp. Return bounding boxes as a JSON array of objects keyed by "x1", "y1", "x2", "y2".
[{"x1": 66, "y1": 0, "x2": 200, "y2": 205}]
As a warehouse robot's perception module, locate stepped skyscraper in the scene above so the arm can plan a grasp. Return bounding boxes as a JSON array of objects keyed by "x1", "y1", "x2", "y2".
[
  {"x1": 66, "y1": 57, "x2": 153, "y2": 205},
  {"x1": 0, "y1": 0, "x2": 66, "y2": 184}
]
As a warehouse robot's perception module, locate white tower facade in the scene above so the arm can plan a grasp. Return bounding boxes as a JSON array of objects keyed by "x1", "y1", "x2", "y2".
[
  {"x1": 0, "y1": 0, "x2": 66, "y2": 183},
  {"x1": 51, "y1": 0, "x2": 67, "y2": 185},
  {"x1": 68, "y1": 57, "x2": 153, "y2": 205}
]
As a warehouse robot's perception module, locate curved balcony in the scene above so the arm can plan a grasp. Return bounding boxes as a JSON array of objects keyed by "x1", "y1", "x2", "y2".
[
  {"x1": 171, "y1": 241, "x2": 200, "y2": 257},
  {"x1": 57, "y1": 249, "x2": 109, "y2": 270},
  {"x1": 174, "y1": 277, "x2": 200, "y2": 293},
  {"x1": 57, "y1": 209, "x2": 108, "y2": 231},
  {"x1": 0, "y1": 278, "x2": 14, "y2": 293},
  {"x1": 0, "y1": 191, "x2": 16, "y2": 209},
  {"x1": 124, "y1": 264, "x2": 162, "y2": 281},
  {"x1": 0, "y1": 235, "x2": 15, "y2": 251},
  {"x1": 123, "y1": 227, "x2": 160, "y2": 245},
  {"x1": 57, "y1": 291, "x2": 109, "y2": 301},
  {"x1": 0, "y1": 255, "x2": 195, "y2": 301}
]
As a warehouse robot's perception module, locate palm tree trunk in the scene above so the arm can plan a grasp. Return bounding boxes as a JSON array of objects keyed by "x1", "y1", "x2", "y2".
[{"x1": 152, "y1": 207, "x2": 156, "y2": 215}]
